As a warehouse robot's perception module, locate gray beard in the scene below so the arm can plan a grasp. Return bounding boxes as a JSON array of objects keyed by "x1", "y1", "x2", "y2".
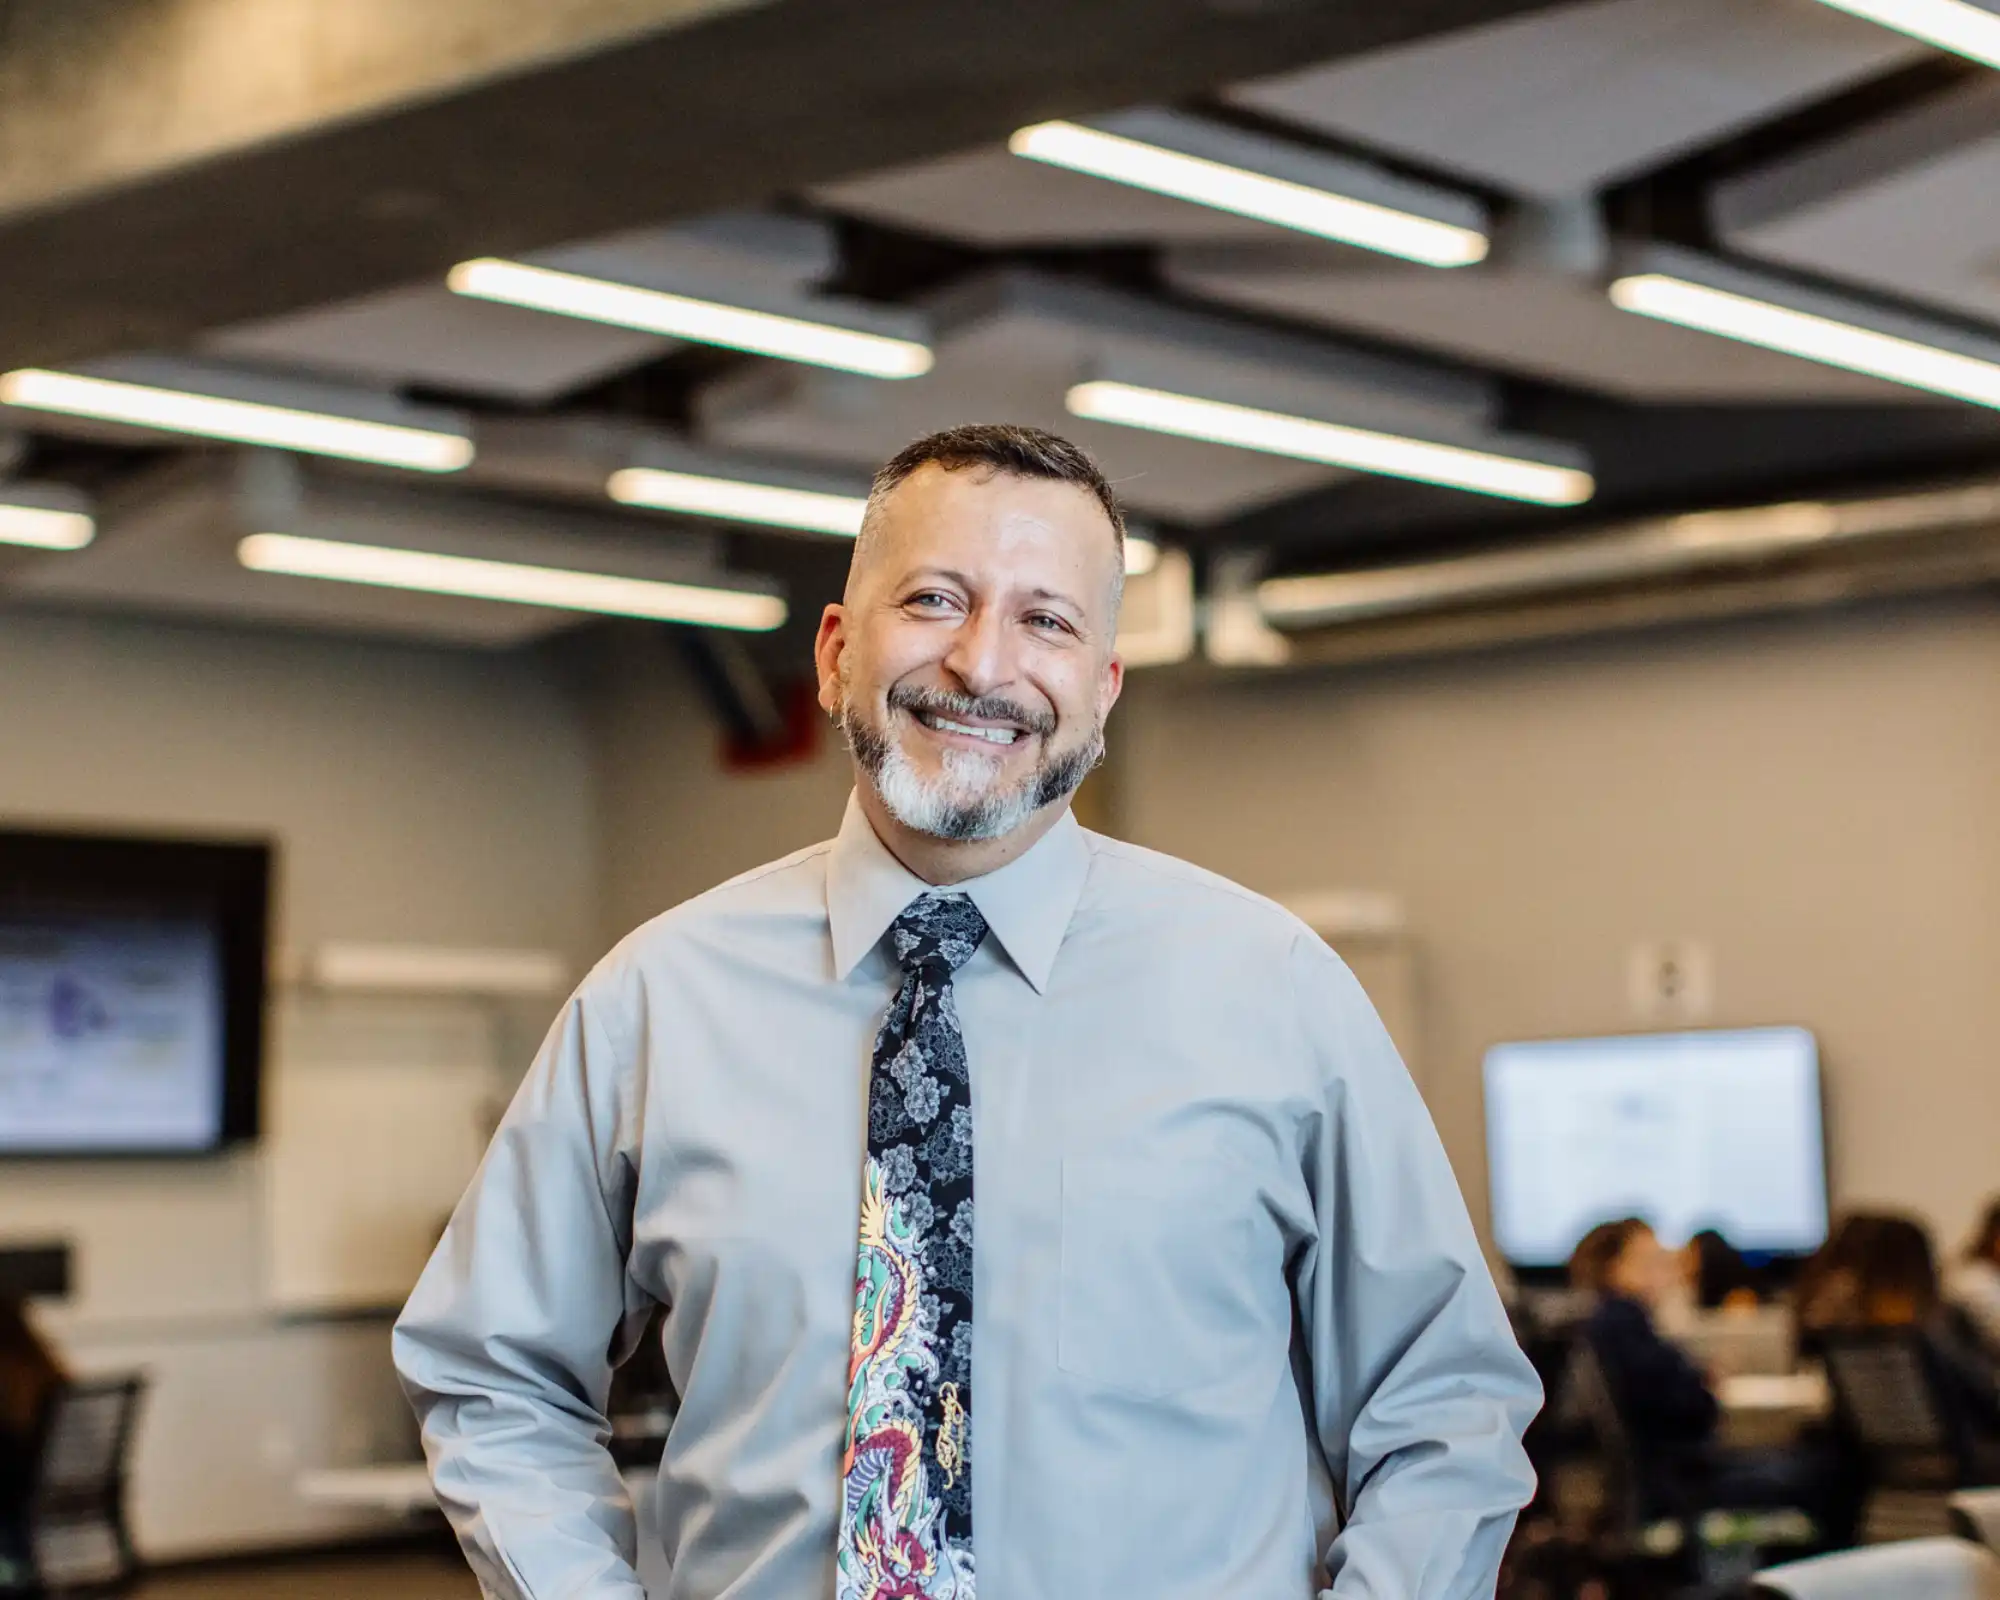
[{"x1": 840, "y1": 690, "x2": 1103, "y2": 843}]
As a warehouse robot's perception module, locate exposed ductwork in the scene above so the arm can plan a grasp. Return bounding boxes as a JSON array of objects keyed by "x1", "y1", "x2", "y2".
[{"x1": 1242, "y1": 475, "x2": 2000, "y2": 668}]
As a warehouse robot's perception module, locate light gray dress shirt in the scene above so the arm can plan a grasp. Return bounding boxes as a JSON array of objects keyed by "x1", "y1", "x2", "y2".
[{"x1": 393, "y1": 794, "x2": 1541, "y2": 1600}]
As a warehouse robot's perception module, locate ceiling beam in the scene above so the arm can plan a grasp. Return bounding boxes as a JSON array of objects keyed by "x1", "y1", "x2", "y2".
[{"x1": 0, "y1": 0, "x2": 1567, "y2": 369}]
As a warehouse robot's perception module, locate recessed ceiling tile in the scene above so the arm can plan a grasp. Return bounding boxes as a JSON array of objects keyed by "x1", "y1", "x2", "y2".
[{"x1": 1225, "y1": 0, "x2": 1924, "y2": 199}]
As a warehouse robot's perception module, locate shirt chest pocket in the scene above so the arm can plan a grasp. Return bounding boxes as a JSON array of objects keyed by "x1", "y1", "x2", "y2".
[{"x1": 1057, "y1": 1154, "x2": 1287, "y2": 1401}]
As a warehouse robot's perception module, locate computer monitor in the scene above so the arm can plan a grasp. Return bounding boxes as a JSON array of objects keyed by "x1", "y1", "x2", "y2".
[
  {"x1": 1483, "y1": 1025, "x2": 1828, "y2": 1276},
  {"x1": 0, "y1": 829, "x2": 270, "y2": 1158}
]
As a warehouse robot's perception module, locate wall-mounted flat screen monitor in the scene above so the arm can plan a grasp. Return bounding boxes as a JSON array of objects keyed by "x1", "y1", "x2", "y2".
[
  {"x1": 1483, "y1": 1025, "x2": 1828, "y2": 1273},
  {"x1": 0, "y1": 830, "x2": 270, "y2": 1157}
]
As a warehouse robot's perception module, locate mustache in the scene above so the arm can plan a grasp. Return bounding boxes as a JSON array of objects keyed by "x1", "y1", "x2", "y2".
[{"x1": 886, "y1": 682, "x2": 1057, "y2": 738}]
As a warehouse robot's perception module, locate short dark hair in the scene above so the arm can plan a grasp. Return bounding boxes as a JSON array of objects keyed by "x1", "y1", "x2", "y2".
[
  {"x1": 858, "y1": 424, "x2": 1126, "y2": 601},
  {"x1": 1568, "y1": 1217, "x2": 1651, "y2": 1292}
]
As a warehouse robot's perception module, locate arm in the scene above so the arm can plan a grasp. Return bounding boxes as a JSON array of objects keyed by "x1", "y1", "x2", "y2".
[
  {"x1": 1590, "y1": 1300, "x2": 1719, "y2": 1444},
  {"x1": 392, "y1": 972, "x2": 657, "y2": 1600},
  {"x1": 1950, "y1": 1262, "x2": 2000, "y2": 1358},
  {"x1": 1288, "y1": 934, "x2": 1543, "y2": 1600}
]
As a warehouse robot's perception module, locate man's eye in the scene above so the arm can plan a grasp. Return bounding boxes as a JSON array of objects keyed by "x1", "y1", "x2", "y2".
[{"x1": 1028, "y1": 613, "x2": 1070, "y2": 633}]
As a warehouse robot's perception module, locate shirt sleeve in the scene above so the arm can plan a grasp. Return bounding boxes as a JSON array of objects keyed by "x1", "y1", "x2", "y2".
[
  {"x1": 391, "y1": 969, "x2": 656, "y2": 1600},
  {"x1": 1286, "y1": 931, "x2": 1543, "y2": 1600}
]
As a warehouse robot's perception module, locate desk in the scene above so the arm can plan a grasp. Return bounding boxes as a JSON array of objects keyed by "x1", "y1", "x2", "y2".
[
  {"x1": 1669, "y1": 1307, "x2": 1796, "y2": 1379},
  {"x1": 295, "y1": 1465, "x2": 439, "y2": 1518},
  {"x1": 1718, "y1": 1370, "x2": 1830, "y2": 1448}
]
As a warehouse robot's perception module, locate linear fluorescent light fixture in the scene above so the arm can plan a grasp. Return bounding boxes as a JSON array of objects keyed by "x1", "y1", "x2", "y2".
[
  {"x1": 1067, "y1": 380, "x2": 1593, "y2": 506},
  {"x1": 0, "y1": 369, "x2": 474, "y2": 472},
  {"x1": 607, "y1": 466, "x2": 867, "y2": 536},
  {"x1": 1808, "y1": 0, "x2": 2000, "y2": 68},
  {"x1": 1609, "y1": 249, "x2": 2000, "y2": 410},
  {"x1": 1009, "y1": 114, "x2": 1489, "y2": 268},
  {"x1": 0, "y1": 484, "x2": 94, "y2": 550},
  {"x1": 1124, "y1": 533, "x2": 1159, "y2": 577},
  {"x1": 239, "y1": 532, "x2": 786, "y2": 631},
  {"x1": 448, "y1": 258, "x2": 933, "y2": 379}
]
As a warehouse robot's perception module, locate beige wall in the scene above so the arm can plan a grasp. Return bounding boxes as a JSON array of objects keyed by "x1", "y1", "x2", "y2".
[
  {"x1": 588, "y1": 630, "x2": 855, "y2": 946},
  {"x1": 0, "y1": 611, "x2": 597, "y2": 963},
  {"x1": 1114, "y1": 596, "x2": 2000, "y2": 1256},
  {"x1": 0, "y1": 610, "x2": 597, "y2": 1555}
]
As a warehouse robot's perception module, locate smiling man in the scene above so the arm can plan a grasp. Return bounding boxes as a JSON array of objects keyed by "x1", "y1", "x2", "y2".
[{"x1": 393, "y1": 424, "x2": 1541, "y2": 1600}]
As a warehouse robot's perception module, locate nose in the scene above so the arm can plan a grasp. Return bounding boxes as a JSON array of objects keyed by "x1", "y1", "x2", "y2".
[{"x1": 940, "y1": 600, "x2": 1020, "y2": 699}]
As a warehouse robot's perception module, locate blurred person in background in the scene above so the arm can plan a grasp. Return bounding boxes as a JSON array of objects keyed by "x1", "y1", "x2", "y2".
[
  {"x1": 1798, "y1": 1211, "x2": 2000, "y2": 1483},
  {"x1": 1685, "y1": 1228, "x2": 1763, "y2": 1314},
  {"x1": 1571, "y1": 1219, "x2": 1841, "y2": 1534},
  {"x1": 1572, "y1": 1218, "x2": 1720, "y2": 1508},
  {"x1": 1792, "y1": 1215, "x2": 1887, "y2": 1342},
  {"x1": 0, "y1": 1300, "x2": 64, "y2": 1582},
  {"x1": 1949, "y1": 1199, "x2": 2000, "y2": 1360}
]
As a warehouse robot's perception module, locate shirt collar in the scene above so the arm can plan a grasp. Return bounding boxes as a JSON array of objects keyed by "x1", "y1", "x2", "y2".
[{"x1": 825, "y1": 789, "x2": 1090, "y2": 994}]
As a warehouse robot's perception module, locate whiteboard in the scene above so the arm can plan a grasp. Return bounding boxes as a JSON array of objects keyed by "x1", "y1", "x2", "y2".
[{"x1": 263, "y1": 995, "x2": 503, "y2": 1312}]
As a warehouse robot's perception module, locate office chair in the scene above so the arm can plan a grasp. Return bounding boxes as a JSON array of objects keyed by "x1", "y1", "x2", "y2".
[
  {"x1": 1953, "y1": 1488, "x2": 2000, "y2": 1552},
  {"x1": 1818, "y1": 1327, "x2": 1983, "y2": 1541},
  {"x1": 1750, "y1": 1536, "x2": 2000, "y2": 1600},
  {"x1": 1549, "y1": 1339, "x2": 1814, "y2": 1591},
  {"x1": 21, "y1": 1374, "x2": 148, "y2": 1595}
]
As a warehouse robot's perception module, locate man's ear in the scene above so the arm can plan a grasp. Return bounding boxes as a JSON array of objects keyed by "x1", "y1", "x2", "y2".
[
  {"x1": 813, "y1": 603, "x2": 846, "y2": 716},
  {"x1": 1099, "y1": 652, "x2": 1125, "y2": 720}
]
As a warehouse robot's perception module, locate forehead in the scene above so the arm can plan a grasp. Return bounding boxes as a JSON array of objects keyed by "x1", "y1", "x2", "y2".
[{"x1": 870, "y1": 463, "x2": 1117, "y2": 576}]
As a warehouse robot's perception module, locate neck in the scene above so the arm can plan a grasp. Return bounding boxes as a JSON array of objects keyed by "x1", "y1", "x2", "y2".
[{"x1": 855, "y1": 779, "x2": 1068, "y2": 886}]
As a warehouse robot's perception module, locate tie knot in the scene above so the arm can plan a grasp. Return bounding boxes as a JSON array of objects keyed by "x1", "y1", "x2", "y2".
[{"x1": 889, "y1": 892, "x2": 988, "y2": 977}]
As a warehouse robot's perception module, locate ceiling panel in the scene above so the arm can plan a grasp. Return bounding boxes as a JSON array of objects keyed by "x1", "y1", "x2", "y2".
[
  {"x1": 10, "y1": 471, "x2": 568, "y2": 646},
  {"x1": 203, "y1": 285, "x2": 674, "y2": 406},
  {"x1": 1224, "y1": 0, "x2": 1924, "y2": 199},
  {"x1": 1714, "y1": 76, "x2": 2000, "y2": 329},
  {"x1": 695, "y1": 270, "x2": 1507, "y2": 523},
  {"x1": 813, "y1": 143, "x2": 1288, "y2": 248},
  {"x1": 1163, "y1": 243, "x2": 1922, "y2": 401},
  {"x1": 9, "y1": 458, "x2": 740, "y2": 649},
  {"x1": 200, "y1": 211, "x2": 842, "y2": 405},
  {"x1": 811, "y1": 107, "x2": 1483, "y2": 254}
]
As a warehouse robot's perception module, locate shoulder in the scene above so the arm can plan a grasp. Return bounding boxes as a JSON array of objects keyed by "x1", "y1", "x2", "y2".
[
  {"x1": 577, "y1": 839, "x2": 834, "y2": 1009},
  {"x1": 1078, "y1": 831, "x2": 1321, "y2": 961},
  {"x1": 1588, "y1": 1296, "x2": 1658, "y2": 1347},
  {"x1": 1077, "y1": 831, "x2": 1388, "y2": 1050}
]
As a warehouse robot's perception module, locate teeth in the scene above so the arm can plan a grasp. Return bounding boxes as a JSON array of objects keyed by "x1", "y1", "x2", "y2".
[{"x1": 922, "y1": 712, "x2": 1019, "y2": 744}]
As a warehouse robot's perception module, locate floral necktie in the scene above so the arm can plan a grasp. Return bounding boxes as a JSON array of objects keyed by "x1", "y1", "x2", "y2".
[{"x1": 837, "y1": 891, "x2": 988, "y2": 1600}]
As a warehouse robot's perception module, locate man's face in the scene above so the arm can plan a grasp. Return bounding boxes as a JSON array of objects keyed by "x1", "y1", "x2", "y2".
[{"x1": 815, "y1": 464, "x2": 1125, "y2": 843}]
